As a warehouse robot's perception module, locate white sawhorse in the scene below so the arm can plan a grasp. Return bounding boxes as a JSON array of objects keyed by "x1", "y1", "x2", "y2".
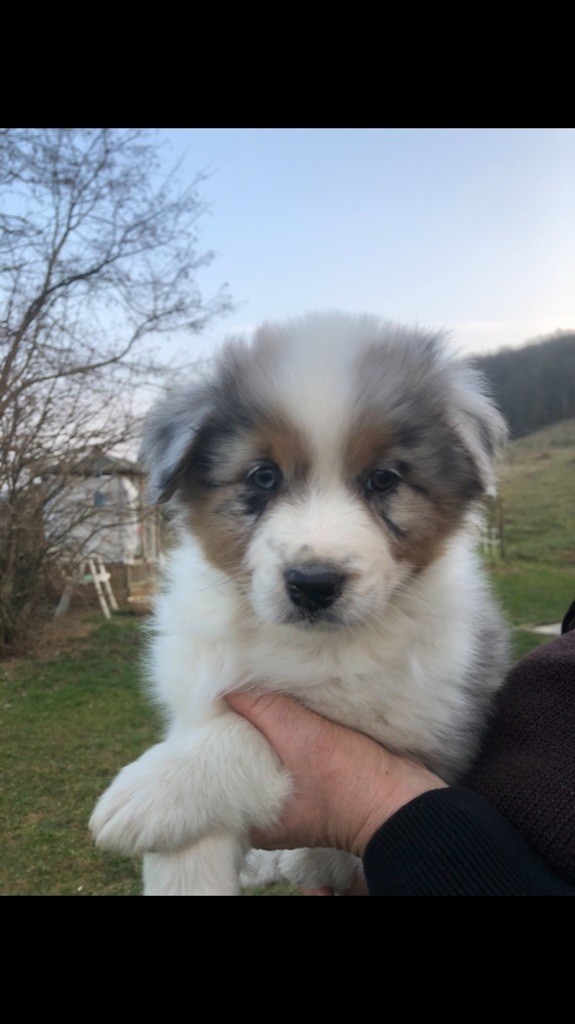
[{"x1": 55, "y1": 555, "x2": 119, "y2": 620}]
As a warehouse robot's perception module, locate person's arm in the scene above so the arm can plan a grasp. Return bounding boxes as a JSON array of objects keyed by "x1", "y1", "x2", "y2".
[
  {"x1": 362, "y1": 787, "x2": 575, "y2": 895},
  {"x1": 227, "y1": 691, "x2": 575, "y2": 896}
]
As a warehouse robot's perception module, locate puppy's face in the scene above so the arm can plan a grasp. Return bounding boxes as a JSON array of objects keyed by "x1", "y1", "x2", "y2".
[{"x1": 141, "y1": 314, "x2": 506, "y2": 629}]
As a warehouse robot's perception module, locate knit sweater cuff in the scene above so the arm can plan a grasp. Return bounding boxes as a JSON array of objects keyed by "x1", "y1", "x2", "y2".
[{"x1": 363, "y1": 787, "x2": 573, "y2": 896}]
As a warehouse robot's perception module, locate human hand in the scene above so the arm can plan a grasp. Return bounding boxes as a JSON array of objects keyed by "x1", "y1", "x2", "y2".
[{"x1": 227, "y1": 690, "x2": 447, "y2": 860}]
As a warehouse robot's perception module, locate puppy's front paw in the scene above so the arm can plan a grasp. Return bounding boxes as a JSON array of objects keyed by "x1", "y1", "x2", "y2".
[
  {"x1": 90, "y1": 714, "x2": 293, "y2": 860},
  {"x1": 89, "y1": 745, "x2": 192, "y2": 856}
]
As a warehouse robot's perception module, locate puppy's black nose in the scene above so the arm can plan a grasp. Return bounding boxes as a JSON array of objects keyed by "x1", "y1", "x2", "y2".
[{"x1": 285, "y1": 566, "x2": 344, "y2": 613}]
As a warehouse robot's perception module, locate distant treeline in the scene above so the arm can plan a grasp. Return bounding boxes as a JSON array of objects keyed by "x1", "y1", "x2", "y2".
[{"x1": 472, "y1": 332, "x2": 575, "y2": 439}]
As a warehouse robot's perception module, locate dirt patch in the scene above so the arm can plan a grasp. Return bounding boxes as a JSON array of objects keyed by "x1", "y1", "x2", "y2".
[
  {"x1": 1, "y1": 611, "x2": 102, "y2": 676},
  {"x1": 40, "y1": 611, "x2": 102, "y2": 655}
]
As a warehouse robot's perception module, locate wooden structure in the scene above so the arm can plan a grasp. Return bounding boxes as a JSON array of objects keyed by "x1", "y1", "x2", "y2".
[{"x1": 55, "y1": 554, "x2": 120, "y2": 620}]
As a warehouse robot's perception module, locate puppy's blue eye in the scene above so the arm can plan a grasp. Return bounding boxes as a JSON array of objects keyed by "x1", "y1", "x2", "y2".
[
  {"x1": 247, "y1": 464, "x2": 281, "y2": 492},
  {"x1": 367, "y1": 469, "x2": 400, "y2": 494}
]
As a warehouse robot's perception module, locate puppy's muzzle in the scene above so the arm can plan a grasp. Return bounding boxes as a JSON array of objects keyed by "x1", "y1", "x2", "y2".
[{"x1": 284, "y1": 564, "x2": 345, "y2": 614}]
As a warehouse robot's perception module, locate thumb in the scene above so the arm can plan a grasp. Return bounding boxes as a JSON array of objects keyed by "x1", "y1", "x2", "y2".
[{"x1": 226, "y1": 690, "x2": 314, "y2": 753}]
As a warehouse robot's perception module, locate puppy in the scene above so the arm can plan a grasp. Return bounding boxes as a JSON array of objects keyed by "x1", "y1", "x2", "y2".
[{"x1": 90, "y1": 312, "x2": 509, "y2": 895}]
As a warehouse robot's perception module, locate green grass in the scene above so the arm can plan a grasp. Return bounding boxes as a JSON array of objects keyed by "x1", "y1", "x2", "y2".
[
  {"x1": 489, "y1": 565, "x2": 573, "y2": 627},
  {"x1": 0, "y1": 615, "x2": 158, "y2": 895},
  {"x1": 483, "y1": 417, "x2": 575, "y2": 658},
  {"x1": 1, "y1": 420, "x2": 573, "y2": 895},
  {"x1": 495, "y1": 420, "x2": 575, "y2": 565}
]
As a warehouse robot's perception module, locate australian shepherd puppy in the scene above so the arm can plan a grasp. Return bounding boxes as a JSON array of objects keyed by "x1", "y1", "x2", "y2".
[{"x1": 90, "y1": 312, "x2": 509, "y2": 895}]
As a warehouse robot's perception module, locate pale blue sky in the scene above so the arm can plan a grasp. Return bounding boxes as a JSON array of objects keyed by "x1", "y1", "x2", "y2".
[{"x1": 155, "y1": 128, "x2": 575, "y2": 362}]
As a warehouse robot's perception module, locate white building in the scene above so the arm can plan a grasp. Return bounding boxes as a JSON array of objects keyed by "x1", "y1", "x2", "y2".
[{"x1": 44, "y1": 448, "x2": 161, "y2": 565}]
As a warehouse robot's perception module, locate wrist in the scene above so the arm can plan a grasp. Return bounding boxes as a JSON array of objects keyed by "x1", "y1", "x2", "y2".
[{"x1": 347, "y1": 750, "x2": 448, "y2": 858}]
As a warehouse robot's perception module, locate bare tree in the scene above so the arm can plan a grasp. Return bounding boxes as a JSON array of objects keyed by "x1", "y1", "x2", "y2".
[{"x1": 0, "y1": 128, "x2": 231, "y2": 654}]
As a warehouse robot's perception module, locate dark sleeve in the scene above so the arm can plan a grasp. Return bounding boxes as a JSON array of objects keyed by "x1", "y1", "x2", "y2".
[{"x1": 363, "y1": 787, "x2": 575, "y2": 896}]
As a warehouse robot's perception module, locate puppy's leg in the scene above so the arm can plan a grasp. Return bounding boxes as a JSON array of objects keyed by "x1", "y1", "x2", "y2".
[
  {"x1": 241, "y1": 848, "x2": 362, "y2": 893},
  {"x1": 278, "y1": 848, "x2": 363, "y2": 892},
  {"x1": 143, "y1": 833, "x2": 249, "y2": 896},
  {"x1": 240, "y1": 849, "x2": 284, "y2": 888},
  {"x1": 89, "y1": 708, "x2": 291, "y2": 857}
]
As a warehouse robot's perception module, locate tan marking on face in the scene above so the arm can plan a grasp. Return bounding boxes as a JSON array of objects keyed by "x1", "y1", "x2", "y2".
[
  {"x1": 343, "y1": 417, "x2": 470, "y2": 571},
  {"x1": 342, "y1": 417, "x2": 394, "y2": 484},
  {"x1": 185, "y1": 486, "x2": 252, "y2": 579},
  {"x1": 183, "y1": 413, "x2": 310, "y2": 577},
  {"x1": 252, "y1": 413, "x2": 311, "y2": 483},
  {"x1": 386, "y1": 491, "x2": 451, "y2": 569}
]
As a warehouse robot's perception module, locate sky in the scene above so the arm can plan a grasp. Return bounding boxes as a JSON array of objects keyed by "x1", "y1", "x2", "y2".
[{"x1": 151, "y1": 127, "x2": 575, "y2": 364}]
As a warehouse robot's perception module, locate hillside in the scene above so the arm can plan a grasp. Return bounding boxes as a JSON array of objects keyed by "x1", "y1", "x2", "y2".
[
  {"x1": 473, "y1": 332, "x2": 575, "y2": 439},
  {"x1": 496, "y1": 419, "x2": 575, "y2": 566},
  {"x1": 486, "y1": 419, "x2": 575, "y2": 638}
]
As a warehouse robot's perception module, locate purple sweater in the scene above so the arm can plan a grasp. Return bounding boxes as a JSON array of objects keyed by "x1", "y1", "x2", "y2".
[{"x1": 363, "y1": 630, "x2": 575, "y2": 895}]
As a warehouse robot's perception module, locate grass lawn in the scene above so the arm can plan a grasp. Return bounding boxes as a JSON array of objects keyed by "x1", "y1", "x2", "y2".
[
  {"x1": 0, "y1": 614, "x2": 156, "y2": 895},
  {"x1": 485, "y1": 418, "x2": 575, "y2": 659},
  {"x1": 1, "y1": 420, "x2": 573, "y2": 895}
]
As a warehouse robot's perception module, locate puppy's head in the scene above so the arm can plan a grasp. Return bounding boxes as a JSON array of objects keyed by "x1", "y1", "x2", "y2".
[{"x1": 140, "y1": 313, "x2": 506, "y2": 628}]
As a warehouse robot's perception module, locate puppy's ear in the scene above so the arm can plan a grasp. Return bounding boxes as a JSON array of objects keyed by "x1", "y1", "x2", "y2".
[
  {"x1": 448, "y1": 364, "x2": 508, "y2": 496},
  {"x1": 138, "y1": 382, "x2": 215, "y2": 504}
]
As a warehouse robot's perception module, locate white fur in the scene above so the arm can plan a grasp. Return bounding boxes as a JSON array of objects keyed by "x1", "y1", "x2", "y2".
[{"x1": 90, "y1": 313, "x2": 508, "y2": 895}]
